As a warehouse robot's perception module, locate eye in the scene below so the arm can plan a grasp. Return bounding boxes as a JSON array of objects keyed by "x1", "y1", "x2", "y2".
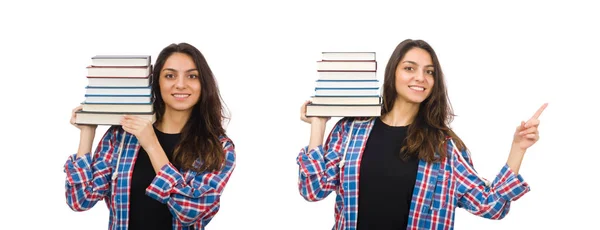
[
  {"x1": 404, "y1": 66, "x2": 414, "y2": 71},
  {"x1": 165, "y1": 74, "x2": 174, "y2": 79},
  {"x1": 188, "y1": 74, "x2": 198, "y2": 79},
  {"x1": 426, "y1": 70, "x2": 435, "y2": 75}
]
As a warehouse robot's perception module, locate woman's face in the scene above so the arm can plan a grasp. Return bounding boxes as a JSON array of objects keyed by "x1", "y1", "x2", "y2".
[
  {"x1": 394, "y1": 47, "x2": 435, "y2": 104},
  {"x1": 159, "y1": 52, "x2": 202, "y2": 114}
]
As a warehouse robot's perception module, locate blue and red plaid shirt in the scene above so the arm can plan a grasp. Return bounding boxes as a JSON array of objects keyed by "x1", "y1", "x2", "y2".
[
  {"x1": 64, "y1": 125, "x2": 236, "y2": 230},
  {"x1": 297, "y1": 117, "x2": 530, "y2": 230}
]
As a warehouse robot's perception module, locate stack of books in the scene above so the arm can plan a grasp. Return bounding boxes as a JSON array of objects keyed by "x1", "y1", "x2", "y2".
[
  {"x1": 306, "y1": 52, "x2": 382, "y2": 117},
  {"x1": 75, "y1": 55, "x2": 156, "y2": 125}
]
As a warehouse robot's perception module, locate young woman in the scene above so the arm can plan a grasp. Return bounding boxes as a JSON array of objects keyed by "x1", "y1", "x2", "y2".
[
  {"x1": 297, "y1": 39, "x2": 547, "y2": 230},
  {"x1": 64, "y1": 43, "x2": 236, "y2": 230}
]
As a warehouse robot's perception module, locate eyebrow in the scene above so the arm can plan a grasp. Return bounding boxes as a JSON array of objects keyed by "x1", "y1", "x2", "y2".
[
  {"x1": 402, "y1": 61, "x2": 434, "y2": 68},
  {"x1": 162, "y1": 68, "x2": 199, "y2": 73}
]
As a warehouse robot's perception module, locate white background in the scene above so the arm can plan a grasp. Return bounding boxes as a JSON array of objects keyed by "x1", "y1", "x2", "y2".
[{"x1": 1, "y1": 0, "x2": 598, "y2": 229}]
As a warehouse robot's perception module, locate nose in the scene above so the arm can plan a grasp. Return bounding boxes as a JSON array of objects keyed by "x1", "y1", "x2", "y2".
[
  {"x1": 414, "y1": 69, "x2": 425, "y2": 82},
  {"x1": 175, "y1": 74, "x2": 185, "y2": 89}
]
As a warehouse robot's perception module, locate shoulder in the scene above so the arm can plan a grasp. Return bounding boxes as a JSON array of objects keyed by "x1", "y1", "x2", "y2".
[
  {"x1": 335, "y1": 116, "x2": 376, "y2": 128},
  {"x1": 96, "y1": 125, "x2": 125, "y2": 142},
  {"x1": 218, "y1": 134, "x2": 232, "y2": 144},
  {"x1": 218, "y1": 134, "x2": 235, "y2": 152},
  {"x1": 327, "y1": 116, "x2": 376, "y2": 135},
  {"x1": 445, "y1": 136, "x2": 472, "y2": 165}
]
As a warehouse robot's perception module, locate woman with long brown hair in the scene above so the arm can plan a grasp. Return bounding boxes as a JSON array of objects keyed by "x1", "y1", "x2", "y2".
[
  {"x1": 64, "y1": 43, "x2": 235, "y2": 230},
  {"x1": 297, "y1": 39, "x2": 546, "y2": 230}
]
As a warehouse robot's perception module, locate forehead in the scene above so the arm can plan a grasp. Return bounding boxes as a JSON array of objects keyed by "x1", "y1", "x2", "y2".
[
  {"x1": 400, "y1": 48, "x2": 433, "y2": 66},
  {"x1": 163, "y1": 53, "x2": 197, "y2": 70}
]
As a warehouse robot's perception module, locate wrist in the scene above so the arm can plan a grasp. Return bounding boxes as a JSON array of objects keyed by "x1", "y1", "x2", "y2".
[
  {"x1": 143, "y1": 138, "x2": 161, "y2": 153},
  {"x1": 510, "y1": 143, "x2": 526, "y2": 156},
  {"x1": 80, "y1": 127, "x2": 95, "y2": 135},
  {"x1": 311, "y1": 120, "x2": 327, "y2": 131}
]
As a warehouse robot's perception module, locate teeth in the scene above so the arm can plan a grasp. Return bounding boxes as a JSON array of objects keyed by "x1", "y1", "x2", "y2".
[
  {"x1": 409, "y1": 86, "x2": 425, "y2": 91},
  {"x1": 173, "y1": 94, "x2": 190, "y2": 98}
]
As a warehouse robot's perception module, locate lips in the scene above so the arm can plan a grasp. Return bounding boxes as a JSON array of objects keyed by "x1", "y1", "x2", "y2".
[
  {"x1": 408, "y1": 85, "x2": 426, "y2": 91},
  {"x1": 172, "y1": 93, "x2": 191, "y2": 98}
]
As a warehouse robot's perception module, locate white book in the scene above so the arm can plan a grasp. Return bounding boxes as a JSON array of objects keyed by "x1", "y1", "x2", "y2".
[
  {"x1": 85, "y1": 95, "x2": 152, "y2": 104},
  {"x1": 317, "y1": 71, "x2": 377, "y2": 80},
  {"x1": 82, "y1": 103, "x2": 153, "y2": 113},
  {"x1": 310, "y1": 96, "x2": 381, "y2": 105},
  {"x1": 315, "y1": 80, "x2": 380, "y2": 88},
  {"x1": 321, "y1": 52, "x2": 375, "y2": 61},
  {"x1": 317, "y1": 61, "x2": 377, "y2": 71},
  {"x1": 92, "y1": 55, "x2": 151, "y2": 67},
  {"x1": 87, "y1": 77, "x2": 151, "y2": 87},
  {"x1": 315, "y1": 88, "x2": 380, "y2": 96},
  {"x1": 75, "y1": 111, "x2": 155, "y2": 125},
  {"x1": 306, "y1": 104, "x2": 381, "y2": 117},
  {"x1": 87, "y1": 65, "x2": 151, "y2": 77},
  {"x1": 85, "y1": 86, "x2": 152, "y2": 96}
]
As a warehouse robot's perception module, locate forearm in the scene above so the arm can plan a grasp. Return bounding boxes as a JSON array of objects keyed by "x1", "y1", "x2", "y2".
[
  {"x1": 296, "y1": 144, "x2": 340, "y2": 201},
  {"x1": 77, "y1": 129, "x2": 96, "y2": 158},
  {"x1": 455, "y1": 144, "x2": 530, "y2": 219},
  {"x1": 144, "y1": 140, "x2": 171, "y2": 173},
  {"x1": 65, "y1": 152, "x2": 112, "y2": 211},
  {"x1": 146, "y1": 145, "x2": 236, "y2": 225},
  {"x1": 506, "y1": 144, "x2": 526, "y2": 175},
  {"x1": 308, "y1": 122, "x2": 327, "y2": 150}
]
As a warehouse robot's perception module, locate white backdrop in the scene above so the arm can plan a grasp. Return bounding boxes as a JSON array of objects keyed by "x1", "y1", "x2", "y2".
[{"x1": 1, "y1": 0, "x2": 598, "y2": 229}]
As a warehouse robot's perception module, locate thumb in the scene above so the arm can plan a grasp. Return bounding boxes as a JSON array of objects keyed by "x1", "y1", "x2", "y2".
[{"x1": 516, "y1": 121, "x2": 525, "y2": 131}]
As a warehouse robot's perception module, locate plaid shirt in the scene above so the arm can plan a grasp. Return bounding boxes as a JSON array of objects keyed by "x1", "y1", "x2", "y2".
[
  {"x1": 64, "y1": 125, "x2": 236, "y2": 230},
  {"x1": 297, "y1": 117, "x2": 530, "y2": 230}
]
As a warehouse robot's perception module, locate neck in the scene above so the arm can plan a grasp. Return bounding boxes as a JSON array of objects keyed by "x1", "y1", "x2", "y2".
[
  {"x1": 156, "y1": 109, "x2": 191, "y2": 134},
  {"x1": 381, "y1": 99, "x2": 420, "y2": 126}
]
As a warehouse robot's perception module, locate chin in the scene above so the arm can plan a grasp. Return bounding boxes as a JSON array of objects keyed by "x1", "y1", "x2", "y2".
[
  {"x1": 164, "y1": 102, "x2": 195, "y2": 112},
  {"x1": 407, "y1": 96, "x2": 428, "y2": 104}
]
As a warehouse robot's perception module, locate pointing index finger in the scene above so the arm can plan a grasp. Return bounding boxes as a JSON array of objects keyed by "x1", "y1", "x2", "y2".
[{"x1": 531, "y1": 103, "x2": 548, "y2": 119}]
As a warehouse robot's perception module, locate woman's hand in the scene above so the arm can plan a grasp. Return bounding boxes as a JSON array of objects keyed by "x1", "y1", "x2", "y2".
[
  {"x1": 120, "y1": 115, "x2": 158, "y2": 151},
  {"x1": 300, "y1": 100, "x2": 330, "y2": 125},
  {"x1": 512, "y1": 103, "x2": 548, "y2": 151},
  {"x1": 70, "y1": 105, "x2": 97, "y2": 132}
]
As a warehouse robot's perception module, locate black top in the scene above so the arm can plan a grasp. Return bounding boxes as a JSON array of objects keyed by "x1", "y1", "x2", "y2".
[
  {"x1": 356, "y1": 117, "x2": 420, "y2": 230},
  {"x1": 129, "y1": 126, "x2": 181, "y2": 230}
]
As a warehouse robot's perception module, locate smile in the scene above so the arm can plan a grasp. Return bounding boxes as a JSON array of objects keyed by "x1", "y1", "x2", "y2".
[
  {"x1": 408, "y1": 85, "x2": 426, "y2": 91},
  {"x1": 172, "y1": 93, "x2": 191, "y2": 99}
]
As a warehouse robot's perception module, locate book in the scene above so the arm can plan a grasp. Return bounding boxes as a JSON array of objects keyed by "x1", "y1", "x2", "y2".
[
  {"x1": 77, "y1": 54, "x2": 155, "y2": 125},
  {"x1": 315, "y1": 80, "x2": 380, "y2": 88},
  {"x1": 317, "y1": 60, "x2": 377, "y2": 71},
  {"x1": 87, "y1": 65, "x2": 151, "y2": 77},
  {"x1": 321, "y1": 52, "x2": 376, "y2": 61},
  {"x1": 314, "y1": 88, "x2": 380, "y2": 96},
  {"x1": 306, "y1": 104, "x2": 381, "y2": 117},
  {"x1": 85, "y1": 86, "x2": 152, "y2": 96},
  {"x1": 317, "y1": 71, "x2": 377, "y2": 80},
  {"x1": 84, "y1": 95, "x2": 152, "y2": 104},
  {"x1": 75, "y1": 111, "x2": 155, "y2": 125},
  {"x1": 92, "y1": 55, "x2": 151, "y2": 67},
  {"x1": 306, "y1": 51, "x2": 382, "y2": 117},
  {"x1": 82, "y1": 102, "x2": 154, "y2": 113},
  {"x1": 87, "y1": 76, "x2": 151, "y2": 87},
  {"x1": 310, "y1": 96, "x2": 381, "y2": 105}
]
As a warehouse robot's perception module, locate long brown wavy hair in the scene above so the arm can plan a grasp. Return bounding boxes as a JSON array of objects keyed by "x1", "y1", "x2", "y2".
[
  {"x1": 381, "y1": 39, "x2": 467, "y2": 162},
  {"x1": 152, "y1": 43, "x2": 230, "y2": 172}
]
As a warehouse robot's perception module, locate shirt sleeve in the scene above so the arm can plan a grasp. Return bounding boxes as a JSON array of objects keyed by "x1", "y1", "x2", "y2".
[
  {"x1": 145, "y1": 137, "x2": 236, "y2": 226},
  {"x1": 453, "y1": 142, "x2": 530, "y2": 220},
  {"x1": 63, "y1": 126, "x2": 118, "y2": 211},
  {"x1": 296, "y1": 118, "x2": 348, "y2": 201}
]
